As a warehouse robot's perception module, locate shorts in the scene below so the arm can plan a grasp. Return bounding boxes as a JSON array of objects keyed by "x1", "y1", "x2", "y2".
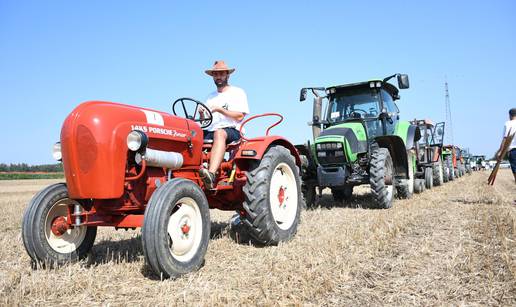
[
  {"x1": 509, "y1": 148, "x2": 516, "y2": 173},
  {"x1": 203, "y1": 127, "x2": 241, "y2": 144}
]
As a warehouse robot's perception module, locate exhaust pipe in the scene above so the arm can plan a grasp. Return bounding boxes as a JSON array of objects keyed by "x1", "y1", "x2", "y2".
[
  {"x1": 312, "y1": 97, "x2": 323, "y2": 139},
  {"x1": 136, "y1": 148, "x2": 183, "y2": 169}
]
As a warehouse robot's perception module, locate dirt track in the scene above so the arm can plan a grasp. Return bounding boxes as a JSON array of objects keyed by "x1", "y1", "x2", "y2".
[{"x1": 1, "y1": 170, "x2": 515, "y2": 305}]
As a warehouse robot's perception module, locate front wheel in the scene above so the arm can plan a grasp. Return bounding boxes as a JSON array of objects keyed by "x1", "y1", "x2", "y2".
[
  {"x1": 242, "y1": 145, "x2": 302, "y2": 245},
  {"x1": 22, "y1": 183, "x2": 97, "y2": 267},
  {"x1": 142, "y1": 179, "x2": 210, "y2": 279},
  {"x1": 433, "y1": 160, "x2": 444, "y2": 186},
  {"x1": 424, "y1": 167, "x2": 433, "y2": 189},
  {"x1": 397, "y1": 151, "x2": 414, "y2": 199},
  {"x1": 331, "y1": 185, "x2": 353, "y2": 202},
  {"x1": 370, "y1": 148, "x2": 395, "y2": 209},
  {"x1": 302, "y1": 180, "x2": 317, "y2": 209}
]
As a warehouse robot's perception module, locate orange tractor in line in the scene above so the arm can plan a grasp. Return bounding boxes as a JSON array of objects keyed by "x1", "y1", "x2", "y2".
[{"x1": 22, "y1": 98, "x2": 303, "y2": 278}]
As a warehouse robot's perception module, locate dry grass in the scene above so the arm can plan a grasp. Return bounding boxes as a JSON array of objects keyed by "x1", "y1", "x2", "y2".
[{"x1": 1, "y1": 171, "x2": 515, "y2": 306}]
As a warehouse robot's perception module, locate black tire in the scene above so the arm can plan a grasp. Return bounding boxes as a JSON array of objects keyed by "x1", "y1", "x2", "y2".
[
  {"x1": 433, "y1": 160, "x2": 444, "y2": 186},
  {"x1": 424, "y1": 167, "x2": 433, "y2": 189},
  {"x1": 302, "y1": 180, "x2": 317, "y2": 208},
  {"x1": 331, "y1": 185, "x2": 353, "y2": 202},
  {"x1": 414, "y1": 179, "x2": 425, "y2": 193},
  {"x1": 442, "y1": 163, "x2": 449, "y2": 183},
  {"x1": 397, "y1": 151, "x2": 414, "y2": 199},
  {"x1": 22, "y1": 183, "x2": 97, "y2": 267},
  {"x1": 242, "y1": 145, "x2": 302, "y2": 245},
  {"x1": 369, "y1": 148, "x2": 395, "y2": 209},
  {"x1": 446, "y1": 156, "x2": 455, "y2": 181},
  {"x1": 458, "y1": 162, "x2": 464, "y2": 177},
  {"x1": 142, "y1": 178, "x2": 210, "y2": 279}
]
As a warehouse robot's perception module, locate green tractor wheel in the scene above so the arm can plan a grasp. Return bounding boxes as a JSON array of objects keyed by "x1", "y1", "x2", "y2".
[
  {"x1": 369, "y1": 148, "x2": 395, "y2": 209},
  {"x1": 424, "y1": 167, "x2": 433, "y2": 189},
  {"x1": 397, "y1": 151, "x2": 414, "y2": 199},
  {"x1": 414, "y1": 178, "x2": 426, "y2": 193},
  {"x1": 331, "y1": 185, "x2": 353, "y2": 202}
]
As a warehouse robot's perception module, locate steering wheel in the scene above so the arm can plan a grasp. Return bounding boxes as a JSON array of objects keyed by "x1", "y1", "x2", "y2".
[
  {"x1": 172, "y1": 97, "x2": 213, "y2": 129},
  {"x1": 349, "y1": 108, "x2": 368, "y2": 118}
]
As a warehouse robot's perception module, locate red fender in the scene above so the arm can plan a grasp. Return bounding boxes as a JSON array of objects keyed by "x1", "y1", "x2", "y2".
[{"x1": 234, "y1": 135, "x2": 301, "y2": 166}]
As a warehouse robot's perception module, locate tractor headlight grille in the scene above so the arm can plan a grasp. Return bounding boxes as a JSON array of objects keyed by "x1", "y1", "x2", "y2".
[{"x1": 316, "y1": 142, "x2": 346, "y2": 165}]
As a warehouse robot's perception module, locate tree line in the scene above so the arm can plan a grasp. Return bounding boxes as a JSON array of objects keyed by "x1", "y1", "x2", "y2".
[{"x1": 0, "y1": 163, "x2": 63, "y2": 172}]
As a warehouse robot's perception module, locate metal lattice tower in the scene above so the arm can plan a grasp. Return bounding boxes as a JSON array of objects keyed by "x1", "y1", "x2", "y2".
[{"x1": 444, "y1": 81, "x2": 454, "y2": 145}]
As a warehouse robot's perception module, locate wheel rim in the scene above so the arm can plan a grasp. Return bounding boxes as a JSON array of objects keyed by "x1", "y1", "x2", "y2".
[
  {"x1": 44, "y1": 199, "x2": 87, "y2": 254},
  {"x1": 269, "y1": 162, "x2": 298, "y2": 230},
  {"x1": 167, "y1": 197, "x2": 203, "y2": 262}
]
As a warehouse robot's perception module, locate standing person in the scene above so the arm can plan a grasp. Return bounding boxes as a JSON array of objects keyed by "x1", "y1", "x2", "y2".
[
  {"x1": 199, "y1": 60, "x2": 249, "y2": 188},
  {"x1": 496, "y1": 108, "x2": 516, "y2": 183}
]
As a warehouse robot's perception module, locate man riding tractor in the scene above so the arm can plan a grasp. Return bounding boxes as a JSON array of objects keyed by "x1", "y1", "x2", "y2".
[{"x1": 22, "y1": 62, "x2": 303, "y2": 279}]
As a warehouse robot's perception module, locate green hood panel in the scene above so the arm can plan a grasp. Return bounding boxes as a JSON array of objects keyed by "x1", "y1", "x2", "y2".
[
  {"x1": 394, "y1": 121, "x2": 410, "y2": 145},
  {"x1": 315, "y1": 122, "x2": 368, "y2": 162}
]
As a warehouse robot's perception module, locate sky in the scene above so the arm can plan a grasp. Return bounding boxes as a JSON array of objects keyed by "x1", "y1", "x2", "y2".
[{"x1": 1, "y1": 0, "x2": 515, "y2": 165}]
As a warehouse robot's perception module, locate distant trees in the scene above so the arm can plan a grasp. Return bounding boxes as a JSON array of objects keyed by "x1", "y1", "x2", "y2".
[{"x1": 0, "y1": 163, "x2": 63, "y2": 172}]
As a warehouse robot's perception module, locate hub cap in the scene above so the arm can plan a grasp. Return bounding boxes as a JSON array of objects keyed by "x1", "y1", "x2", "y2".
[
  {"x1": 269, "y1": 162, "x2": 298, "y2": 230},
  {"x1": 167, "y1": 197, "x2": 203, "y2": 262},
  {"x1": 44, "y1": 199, "x2": 87, "y2": 254}
]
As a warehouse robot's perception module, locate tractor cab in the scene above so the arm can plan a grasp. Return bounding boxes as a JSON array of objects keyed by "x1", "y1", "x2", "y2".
[{"x1": 300, "y1": 74, "x2": 409, "y2": 141}]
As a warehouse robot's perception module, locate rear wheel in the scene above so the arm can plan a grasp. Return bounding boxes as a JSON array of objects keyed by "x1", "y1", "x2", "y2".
[
  {"x1": 142, "y1": 179, "x2": 210, "y2": 279},
  {"x1": 424, "y1": 167, "x2": 433, "y2": 189},
  {"x1": 370, "y1": 148, "x2": 395, "y2": 209},
  {"x1": 22, "y1": 183, "x2": 97, "y2": 267},
  {"x1": 331, "y1": 185, "x2": 353, "y2": 202},
  {"x1": 242, "y1": 145, "x2": 302, "y2": 245}
]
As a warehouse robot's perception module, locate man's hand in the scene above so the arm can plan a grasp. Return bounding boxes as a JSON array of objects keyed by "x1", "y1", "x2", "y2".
[{"x1": 198, "y1": 106, "x2": 208, "y2": 119}]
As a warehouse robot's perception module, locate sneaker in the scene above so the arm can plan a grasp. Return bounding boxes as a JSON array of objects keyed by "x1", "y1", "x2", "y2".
[{"x1": 199, "y1": 168, "x2": 216, "y2": 189}]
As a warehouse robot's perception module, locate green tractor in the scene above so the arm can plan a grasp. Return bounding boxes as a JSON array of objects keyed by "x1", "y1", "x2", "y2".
[
  {"x1": 461, "y1": 148, "x2": 473, "y2": 174},
  {"x1": 410, "y1": 119, "x2": 446, "y2": 190},
  {"x1": 296, "y1": 74, "x2": 420, "y2": 209}
]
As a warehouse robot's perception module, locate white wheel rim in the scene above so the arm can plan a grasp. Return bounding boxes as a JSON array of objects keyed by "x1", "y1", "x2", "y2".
[
  {"x1": 44, "y1": 199, "x2": 87, "y2": 254},
  {"x1": 269, "y1": 162, "x2": 298, "y2": 230},
  {"x1": 167, "y1": 197, "x2": 203, "y2": 262}
]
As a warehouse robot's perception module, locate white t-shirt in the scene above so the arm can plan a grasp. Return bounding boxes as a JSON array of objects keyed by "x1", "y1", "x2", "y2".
[
  {"x1": 503, "y1": 119, "x2": 516, "y2": 149},
  {"x1": 205, "y1": 86, "x2": 249, "y2": 132}
]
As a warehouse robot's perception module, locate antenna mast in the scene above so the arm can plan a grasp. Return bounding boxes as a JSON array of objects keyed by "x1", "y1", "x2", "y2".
[{"x1": 445, "y1": 80, "x2": 454, "y2": 145}]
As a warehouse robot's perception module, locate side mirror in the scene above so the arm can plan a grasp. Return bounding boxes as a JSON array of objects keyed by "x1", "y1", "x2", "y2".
[
  {"x1": 397, "y1": 74, "x2": 410, "y2": 89},
  {"x1": 437, "y1": 127, "x2": 443, "y2": 136},
  {"x1": 300, "y1": 88, "x2": 307, "y2": 102}
]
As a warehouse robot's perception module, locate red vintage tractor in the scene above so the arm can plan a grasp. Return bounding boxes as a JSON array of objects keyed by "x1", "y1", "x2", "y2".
[{"x1": 22, "y1": 98, "x2": 303, "y2": 279}]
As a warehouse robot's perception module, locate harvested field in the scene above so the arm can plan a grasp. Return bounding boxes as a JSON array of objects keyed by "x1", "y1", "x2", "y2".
[{"x1": 1, "y1": 171, "x2": 515, "y2": 305}]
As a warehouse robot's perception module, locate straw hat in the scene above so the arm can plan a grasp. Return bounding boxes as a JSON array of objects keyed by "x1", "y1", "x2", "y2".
[{"x1": 205, "y1": 60, "x2": 235, "y2": 76}]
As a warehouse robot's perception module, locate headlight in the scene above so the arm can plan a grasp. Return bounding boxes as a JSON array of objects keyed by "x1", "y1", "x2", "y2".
[
  {"x1": 52, "y1": 142, "x2": 62, "y2": 161},
  {"x1": 317, "y1": 151, "x2": 327, "y2": 157},
  {"x1": 127, "y1": 130, "x2": 148, "y2": 152}
]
